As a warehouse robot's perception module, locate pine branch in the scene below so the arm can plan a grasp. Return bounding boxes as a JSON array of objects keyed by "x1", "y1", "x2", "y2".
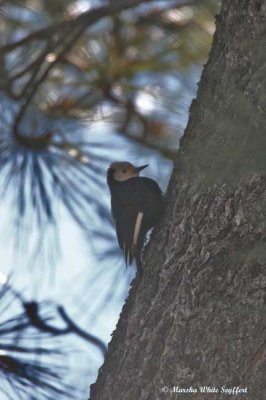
[{"x1": 0, "y1": 280, "x2": 106, "y2": 399}]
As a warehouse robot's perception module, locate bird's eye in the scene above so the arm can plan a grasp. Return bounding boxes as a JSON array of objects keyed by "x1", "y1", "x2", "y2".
[{"x1": 122, "y1": 170, "x2": 127, "y2": 173}]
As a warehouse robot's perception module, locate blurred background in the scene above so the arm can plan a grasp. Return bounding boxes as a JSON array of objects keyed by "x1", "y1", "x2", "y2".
[{"x1": 0, "y1": 0, "x2": 219, "y2": 398}]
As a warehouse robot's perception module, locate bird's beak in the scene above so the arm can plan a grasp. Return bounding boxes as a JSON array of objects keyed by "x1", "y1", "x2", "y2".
[{"x1": 136, "y1": 164, "x2": 149, "y2": 172}]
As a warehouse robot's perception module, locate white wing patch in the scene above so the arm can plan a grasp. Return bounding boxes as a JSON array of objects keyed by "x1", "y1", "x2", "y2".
[{"x1": 133, "y1": 212, "x2": 143, "y2": 246}]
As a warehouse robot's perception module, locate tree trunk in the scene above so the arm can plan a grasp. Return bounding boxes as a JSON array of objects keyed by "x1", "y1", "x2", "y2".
[{"x1": 90, "y1": 1, "x2": 266, "y2": 399}]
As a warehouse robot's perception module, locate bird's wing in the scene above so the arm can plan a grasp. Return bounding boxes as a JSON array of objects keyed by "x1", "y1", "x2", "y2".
[
  {"x1": 112, "y1": 177, "x2": 163, "y2": 266},
  {"x1": 115, "y1": 218, "x2": 123, "y2": 250},
  {"x1": 133, "y1": 211, "x2": 144, "y2": 247},
  {"x1": 116, "y1": 204, "x2": 143, "y2": 265},
  {"x1": 113, "y1": 182, "x2": 145, "y2": 265}
]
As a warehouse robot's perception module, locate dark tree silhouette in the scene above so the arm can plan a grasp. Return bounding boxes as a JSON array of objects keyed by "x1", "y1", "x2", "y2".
[{"x1": 90, "y1": 1, "x2": 266, "y2": 399}]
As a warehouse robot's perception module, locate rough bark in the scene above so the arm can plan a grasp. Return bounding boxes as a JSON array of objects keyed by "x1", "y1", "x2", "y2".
[{"x1": 90, "y1": 1, "x2": 266, "y2": 399}]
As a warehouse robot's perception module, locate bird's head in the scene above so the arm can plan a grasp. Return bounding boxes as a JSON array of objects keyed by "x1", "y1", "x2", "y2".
[{"x1": 107, "y1": 161, "x2": 148, "y2": 182}]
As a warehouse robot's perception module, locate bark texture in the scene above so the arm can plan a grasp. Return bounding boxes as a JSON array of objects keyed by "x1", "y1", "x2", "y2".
[{"x1": 90, "y1": 1, "x2": 266, "y2": 399}]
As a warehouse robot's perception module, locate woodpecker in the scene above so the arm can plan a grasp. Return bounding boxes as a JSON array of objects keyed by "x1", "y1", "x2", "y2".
[{"x1": 107, "y1": 161, "x2": 163, "y2": 276}]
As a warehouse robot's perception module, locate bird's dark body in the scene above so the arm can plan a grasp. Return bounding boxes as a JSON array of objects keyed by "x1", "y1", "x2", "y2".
[{"x1": 107, "y1": 172, "x2": 163, "y2": 273}]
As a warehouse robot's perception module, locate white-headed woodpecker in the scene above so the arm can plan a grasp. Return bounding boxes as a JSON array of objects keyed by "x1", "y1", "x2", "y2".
[{"x1": 107, "y1": 161, "x2": 163, "y2": 276}]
